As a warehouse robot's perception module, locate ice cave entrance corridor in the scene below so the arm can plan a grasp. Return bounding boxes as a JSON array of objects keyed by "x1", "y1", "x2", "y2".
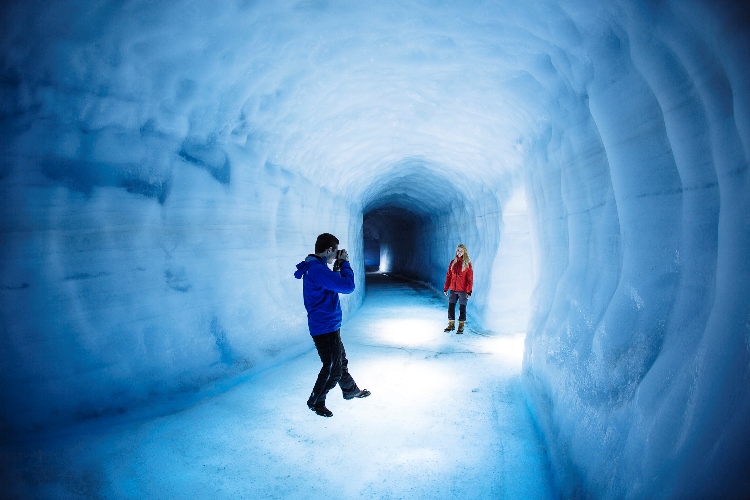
[
  {"x1": 3, "y1": 273, "x2": 553, "y2": 499},
  {"x1": 363, "y1": 206, "x2": 424, "y2": 274}
]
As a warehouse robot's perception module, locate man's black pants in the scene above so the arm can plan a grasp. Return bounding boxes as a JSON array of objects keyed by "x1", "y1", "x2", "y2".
[{"x1": 308, "y1": 329, "x2": 360, "y2": 408}]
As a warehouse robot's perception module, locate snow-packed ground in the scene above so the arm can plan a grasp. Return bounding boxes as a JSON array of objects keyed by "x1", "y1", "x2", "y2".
[{"x1": 1, "y1": 274, "x2": 553, "y2": 499}]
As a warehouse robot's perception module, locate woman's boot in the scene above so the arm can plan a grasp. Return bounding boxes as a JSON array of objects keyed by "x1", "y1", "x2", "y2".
[
  {"x1": 457, "y1": 321, "x2": 465, "y2": 334},
  {"x1": 444, "y1": 320, "x2": 455, "y2": 332}
]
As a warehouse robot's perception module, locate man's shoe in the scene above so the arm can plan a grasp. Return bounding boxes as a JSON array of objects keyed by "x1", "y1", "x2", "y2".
[
  {"x1": 308, "y1": 404, "x2": 333, "y2": 417},
  {"x1": 444, "y1": 320, "x2": 455, "y2": 332},
  {"x1": 344, "y1": 389, "x2": 371, "y2": 400},
  {"x1": 457, "y1": 321, "x2": 465, "y2": 334}
]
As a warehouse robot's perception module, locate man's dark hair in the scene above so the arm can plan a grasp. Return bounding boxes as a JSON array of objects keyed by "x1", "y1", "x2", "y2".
[{"x1": 315, "y1": 233, "x2": 339, "y2": 254}]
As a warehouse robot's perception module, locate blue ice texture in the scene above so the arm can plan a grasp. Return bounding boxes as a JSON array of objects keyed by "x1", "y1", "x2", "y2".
[{"x1": 0, "y1": 0, "x2": 748, "y2": 497}]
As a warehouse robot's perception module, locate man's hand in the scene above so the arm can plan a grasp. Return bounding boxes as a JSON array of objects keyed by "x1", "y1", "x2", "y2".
[
  {"x1": 339, "y1": 249, "x2": 349, "y2": 261},
  {"x1": 468, "y1": 292, "x2": 472, "y2": 298},
  {"x1": 444, "y1": 290, "x2": 449, "y2": 297}
]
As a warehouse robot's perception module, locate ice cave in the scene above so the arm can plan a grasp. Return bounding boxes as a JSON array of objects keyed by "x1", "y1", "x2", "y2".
[{"x1": 1, "y1": 0, "x2": 748, "y2": 498}]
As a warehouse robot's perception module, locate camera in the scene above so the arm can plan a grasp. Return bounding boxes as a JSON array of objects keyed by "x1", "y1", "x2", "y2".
[{"x1": 333, "y1": 249, "x2": 346, "y2": 272}]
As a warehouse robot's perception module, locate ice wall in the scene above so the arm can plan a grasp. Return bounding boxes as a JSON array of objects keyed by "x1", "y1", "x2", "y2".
[
  {"x1": 1, "y1": 0, "x2": 748, "y2": 497},
  {"x1": 520, "y1": 2, "x2": 750, "y2": 497},
  {"x1": 0, "y1": 1, "x2": 365, "y2": 432},
  {"x1": 0, "y1": 142, "x2": 362, "y2": 431}
]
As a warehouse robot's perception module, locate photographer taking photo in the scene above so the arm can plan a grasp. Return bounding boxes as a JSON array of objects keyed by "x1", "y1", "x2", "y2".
[{"x1": 294, "y1": 233, "x2": 371, "y2": 418}]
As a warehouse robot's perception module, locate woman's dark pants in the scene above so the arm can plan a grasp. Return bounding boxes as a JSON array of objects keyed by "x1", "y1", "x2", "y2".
[
  {"x1": 448, "y1": 291, "x2": 467, "y2": 321},
  {"x1": 308, "y1": 329, "x2": 360, "y2": 408}
]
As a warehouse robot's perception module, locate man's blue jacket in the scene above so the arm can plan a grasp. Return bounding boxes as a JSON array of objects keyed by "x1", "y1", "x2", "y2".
[{"x1": 294, "y1": 255, "x2": 355, "y2": 336}]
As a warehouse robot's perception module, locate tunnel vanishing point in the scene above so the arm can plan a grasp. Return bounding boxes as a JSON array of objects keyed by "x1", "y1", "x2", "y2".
[{"x1": 1, "y1": 0, "x2": 749, "y2": 497}]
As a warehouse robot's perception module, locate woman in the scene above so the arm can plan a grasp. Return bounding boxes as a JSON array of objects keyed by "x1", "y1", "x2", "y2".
[{"x1": 443, "y1": 244, "x2": 473, "y2": 334}]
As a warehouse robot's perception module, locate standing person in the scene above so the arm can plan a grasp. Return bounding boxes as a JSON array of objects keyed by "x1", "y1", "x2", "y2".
[
  {"x1": 294, "y1": 233, "x2": 371, "y2": 418},
  {"x1": 443, "y1": 244, "x2": 473, "y2": 334}
]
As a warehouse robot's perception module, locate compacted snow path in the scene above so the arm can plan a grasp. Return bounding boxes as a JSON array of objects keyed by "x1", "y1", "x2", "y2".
[{"x1": 3, "y1": 274, "x2": 554, "y2": 499}]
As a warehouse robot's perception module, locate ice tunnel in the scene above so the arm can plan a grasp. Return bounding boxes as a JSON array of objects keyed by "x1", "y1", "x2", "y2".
[{"x1": 1, "y1": 0, "x2": 749, "y2": 497}]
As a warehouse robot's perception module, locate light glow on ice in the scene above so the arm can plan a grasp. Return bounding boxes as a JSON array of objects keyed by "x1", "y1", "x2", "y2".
[
  {"x1": 379, "y1": 254, "x2": 391, "y2": 273},
  {"x1": 370, "y1": 317, "x2": 524, "y2": 365}
]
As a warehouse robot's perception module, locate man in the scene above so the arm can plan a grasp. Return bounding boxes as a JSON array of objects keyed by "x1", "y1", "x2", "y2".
[{"x1": 294, "y1": 233, "x2": 371, "y2": 417}]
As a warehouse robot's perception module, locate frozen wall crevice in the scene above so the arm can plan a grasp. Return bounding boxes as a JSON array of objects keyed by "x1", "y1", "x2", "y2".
[{"x1": 0, "y1": 0, "x2": 748, "y2": 497}]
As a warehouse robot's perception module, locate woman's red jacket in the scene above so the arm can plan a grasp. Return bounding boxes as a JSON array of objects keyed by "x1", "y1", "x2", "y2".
[{"x1": 444, "y1": 258, "x2": 473, "y2": 293}]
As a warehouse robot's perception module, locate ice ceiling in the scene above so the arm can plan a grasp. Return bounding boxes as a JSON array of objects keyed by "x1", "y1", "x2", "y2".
[{"x1": 1, "y1": 0, "x2": 749, "y2": 497}]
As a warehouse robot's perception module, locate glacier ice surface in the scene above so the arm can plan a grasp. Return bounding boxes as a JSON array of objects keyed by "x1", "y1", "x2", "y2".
[{"x1": 0, "y1": 0, "x2": 748, "y2": 497}]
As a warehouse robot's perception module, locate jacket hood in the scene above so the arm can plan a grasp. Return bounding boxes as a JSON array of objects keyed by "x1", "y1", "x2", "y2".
[{"x1": 294, "y1": 254, "x2": 322, "y2": 279}]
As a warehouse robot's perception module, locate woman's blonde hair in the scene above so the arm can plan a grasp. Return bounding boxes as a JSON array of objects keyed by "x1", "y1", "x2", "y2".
[{"x1": 452, "y1": 244, "x2": 471, "y2": 271}]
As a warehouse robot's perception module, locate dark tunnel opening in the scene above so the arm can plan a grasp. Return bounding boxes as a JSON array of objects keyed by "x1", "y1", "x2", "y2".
[
  {"x1": 362, "y1": 206, "x2": 425, "y2": 278},
  {"x1": 357, "y1": 157, "x2": 492, "y2": 298},
  {"x1": 357, "y1": 160, "x2": 508, "y2": 328}
]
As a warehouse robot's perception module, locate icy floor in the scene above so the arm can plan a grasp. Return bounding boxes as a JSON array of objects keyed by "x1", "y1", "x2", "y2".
[{"x1": 2, "y1": 274, "x2": 554, "y2": 499}]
